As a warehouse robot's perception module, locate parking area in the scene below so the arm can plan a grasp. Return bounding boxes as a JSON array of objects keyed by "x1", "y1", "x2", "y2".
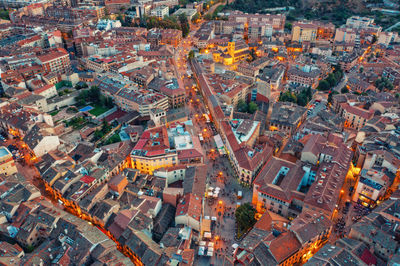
[{"x1": 307, "y1": 99, "x2": 327, "y2": 118}]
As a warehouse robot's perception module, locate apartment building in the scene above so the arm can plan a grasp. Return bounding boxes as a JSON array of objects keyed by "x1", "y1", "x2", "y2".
[
  {"x1": 291, "y1": 22, "x2": 318, "y2": 43},
  {"x1": 287, "y1": 65, "x2": 320, "y2": 89},
  {"x1": 37, "y1": 48, "x2": 71, "y2": 75},
  {"x1": 352, "y1": 169, "x2": 389, "y2": 208},
  {"x1": 150, "y1": 5, "x2": 169, "y2": 19}
]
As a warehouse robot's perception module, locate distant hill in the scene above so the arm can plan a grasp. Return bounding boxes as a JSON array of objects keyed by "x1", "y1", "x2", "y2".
[{"x1": 228, "y1": 0, "x2": 370, "y2": 25}]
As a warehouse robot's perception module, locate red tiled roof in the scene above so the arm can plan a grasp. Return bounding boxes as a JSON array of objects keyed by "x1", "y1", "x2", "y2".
[
  {"x1": 34, "y1": 84, "x2": 54, "y2": 94},
  {"x1": 104, "y1": 109, "x2": 127, "y2": 122},
  {"x1": 37, "y1": 48, "x2": 69, "y2": 63},
  {"x1": 176, "y1": 193, "x2": 201, "y2": 221},
  {"x1": 132, "y1": 126, "x2": 170, "y2": 157},
  {"x1": 80, "y1": 175, "x2": 96, "y2": 184},
  {"x1": 360, "y1": 247, "x2": 377, "y2": 265},
  {"x1": 108, "y1": 209, "x2": 137, "y2": 239},
  {"x1": 268, "y1": 232, "x2": 302, "y2": 264},
  {"x1": 177, "y1": 149, "x2": 203, "y2": 160},
  {"x1": 341, "y1": 103, "x2": 374, "y2": 120}
]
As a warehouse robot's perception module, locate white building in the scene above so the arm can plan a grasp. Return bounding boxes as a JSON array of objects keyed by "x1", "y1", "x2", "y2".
[
  {"x1": 346, "y1": 16, "x2": 374, "y2": 29},
  {"x1": 97, "y1": 19, "x2": 122, "y2": 31},
  {"x1": 23, "y1": 125, "x2": 60, "y2": 157},
  {"x1": 173, "y1": 8, "x2": 197, "y2": 20},
  {"x1": 153, "y1": 165, "x2": 186, "y2": 184},
  {"x1": 150, "y1": 5, "x2": 169, "y2": 19},
  {"x1": 377, "y1": 31, "x2": 394, "y2": 47},
  {"x1": 352, "y1": 169, "x2": 389, "y2": 207},
  {"x1": 175, "y1": 193, "x2": 201, "y2": 232},
  {"x1": 33, "y1": 84, "x2": 57, "y2": 99}
]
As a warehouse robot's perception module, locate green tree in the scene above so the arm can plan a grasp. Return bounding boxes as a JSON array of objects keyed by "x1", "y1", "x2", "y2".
[
  {"x1": 317, "y1": 80, "x2": 330, "y2": 91},
  {"x1": 333, "y1": 68, "x2": 343, "y2": 81},
  {"x1": 188, "y1": 50, "x2": 195, "y2": 59},
  {"x1": 105, "y1": 97, "x2": 114, "y2": 108},
  {"x1": 278, "y1": 91, "x2": 297, "y2": 103},
  {"x1": 178, "y1": 13, "x2": 190, "y2": 37},
  {"x1": 248, "y1": 102, "x2": 258, "y2": 114},
  {"x1": 341, "y1": 86, "x2": 349, "y2": 93},
  {"x1": 101, "y1": 119, "x2": 111, "y2": 133},
  {"x1": 235, "y1": 203, "x2": 256, "y2": 235},
  {"x1": 285, "y1": 22, "x2": 292, "y2": 31},
  {"x1": 89, "y1": 86, "x2": 101, "y2": 102},
  {"x1": 375, "y1": 77, "x2": 394, "y2": 91},
  {"x1": 204, "y1": 13, "x2": 213, "y2": 20},
  {"x1": 326, "y1": 73, "x2": 337, "y2": 87},
  {"x1": 237, "y1": 99, "x2": 248, "y2": 112},
  {"x1": 0, "y1": 9, "x2": 9, "y2": 20},
  {"x1": 296, "y1": 93, "x2": 307, "y2": 106}
]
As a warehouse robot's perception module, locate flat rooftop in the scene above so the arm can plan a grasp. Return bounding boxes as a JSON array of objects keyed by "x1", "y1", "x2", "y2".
[
  {"x1": 231, "y1": 119, "x2": 259, "y2": 144},
  {"x1": 0, "y1": 147, "x2": 11, "y2": 158}
]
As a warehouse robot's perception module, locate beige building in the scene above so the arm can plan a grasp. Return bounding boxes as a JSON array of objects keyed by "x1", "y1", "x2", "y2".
[
  {"x1": 0, "y1": 147, "x2": 17, "y2": 176},
  {"x1": 334, "y1": 28, "x2": 357, "y2": 43},
  {"x1": 291, "y1": 22, "x2": 318, "y2": 43},
  {"x1": 352, "y1": 169, "x2": 388, "y2": 207}
]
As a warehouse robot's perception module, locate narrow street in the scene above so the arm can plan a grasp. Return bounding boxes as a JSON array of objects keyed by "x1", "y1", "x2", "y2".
[{"x1": 174, "y1": 35, "x2": 251, "y2": 264}]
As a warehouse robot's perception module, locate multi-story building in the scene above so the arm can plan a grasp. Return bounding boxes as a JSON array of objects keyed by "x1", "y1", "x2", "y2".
[
  {"x1": 313, "y1": 20, "x2": 335, "y2": 39},
  {"x1": 339, "y1": 53, "x2": 359, "y2": 72},
  {"x1": 377, "y1": 31, "x2": 394, "y2": 47},
  {"x1": 228, "y1": 11, "x2": 286, "y2": 32},
  {"x1": 346, "y1": 16, "x2": 374, "y2": 29},
  {"x1": 175, "y1": 193, "x2": 201, "y2": 232},
  {"x1": 150, "y1": 5, "x2": 169, "y2": 19},
  {"x1": 334, "y1": 27, "x2": 357, "y2": 43},
  {"x1": 33, "y1": 84, "x2": 57, "y2": 99},
  {"x1": 269, "y1": 102, "x2": 307, "y2": 136},
  {"x1": 339, "y1": 103, "x2": 374, "y2": 130},
  {"x1": 173, "y1": 8, "x2": 197, "y2": 21},
  {"x1": 346, "y1": 76, "x2": 375, "y2": 93},
  {"x1": 147, "y1": 28, "x2": 182, "y2": 47},
  {"x1": 114, "y1": 88, "x2": 168, "y2": 115},
  {"x1": 149, "y1": 78, "x2": 185, "y2": 108},
  {"x1": 36, "y1": 48, "x2": 71, "y2": 75},
  {"x1": 204, "y1": 73, "x2": 250, "y2": 107},
  {"x1": 0, "y1": 146, "x2": 18, "y2": 176},
  {"x1": 131, "y1": 125, "x2": 203, "y2": 174},
  {"x1": 287, "y1": 65, "x2": 320, "y2": 89},
  {"x1": 256, "y1": 65, "x2": 285, "y2": 97},
  {"x1": 104, "y1": 0, "x2": 131, "y2": 14},
  {"x1": 252, "y1": 157, "x2": 308, "y2": 219},
  {"x1": 248, "y1": 22, "x2": 272, "y2": 40},
  {"x1": 212, "y1": 40, "x2": 249, "y2": 66},
  {"x1": 352, "y1": 169, "x2": 389, "y2": 208},
  {"x1": 221, "y1": 120, "x2": 273, "y2": 184},
  {"x1": 291, "y1": 22, "x2": 318, "y2": 43},
  {"x1": 0, "y1": 0, "x2": 46, "y2": 8}
]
